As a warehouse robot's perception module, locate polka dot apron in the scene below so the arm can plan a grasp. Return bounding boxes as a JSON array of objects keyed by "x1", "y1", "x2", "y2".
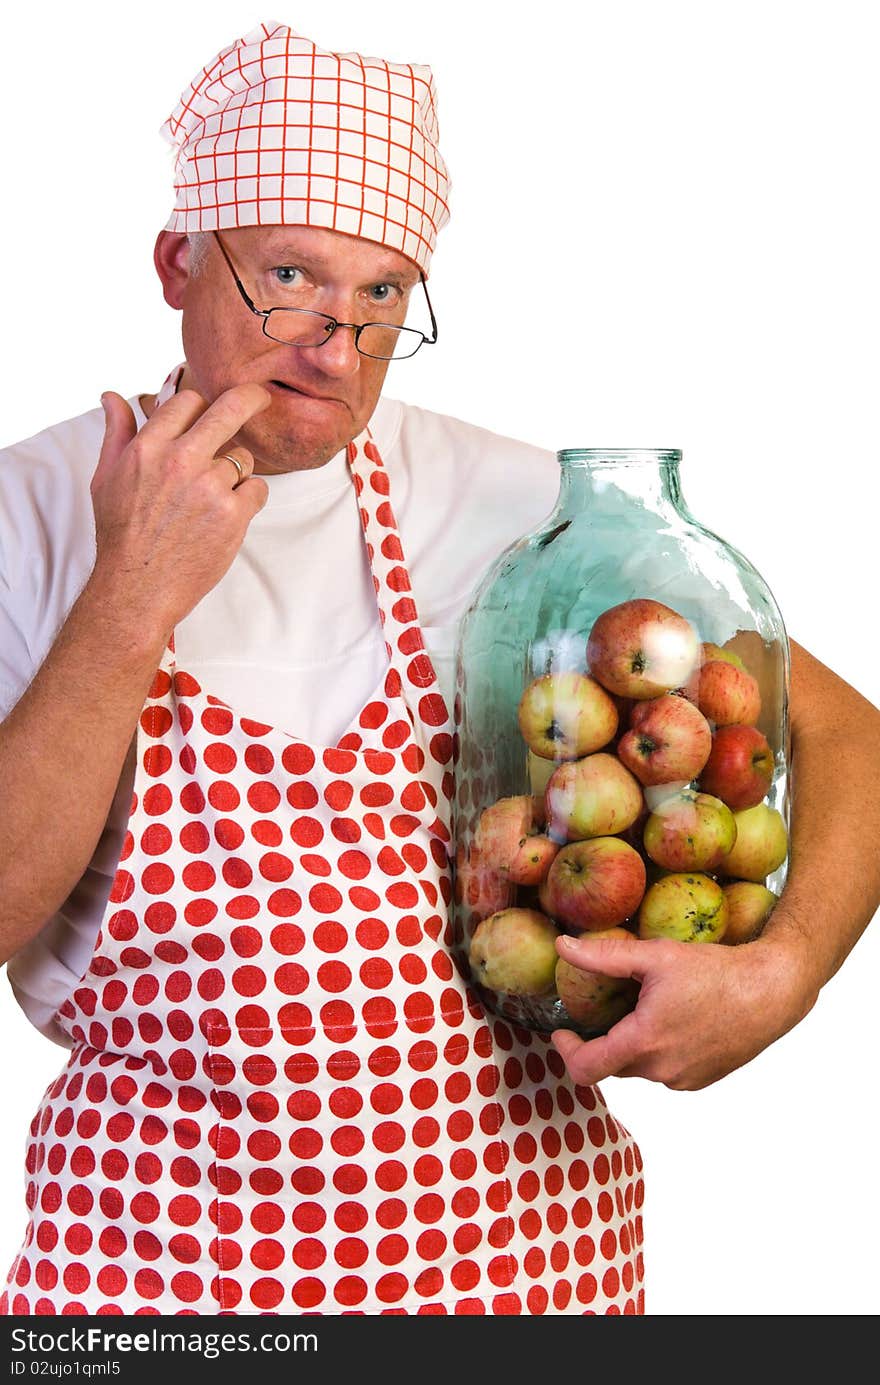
[{"x1": 2, "y1": 427, "x2": 645, "y2": 1316}]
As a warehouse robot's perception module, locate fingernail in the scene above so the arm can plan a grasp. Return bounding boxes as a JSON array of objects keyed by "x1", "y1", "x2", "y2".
[{"x1": 558, "y1": 933, "x2": 584, "y2": 949}]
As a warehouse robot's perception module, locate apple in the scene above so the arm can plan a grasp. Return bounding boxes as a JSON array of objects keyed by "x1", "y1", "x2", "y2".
[
  {"x1": 474, "y1": 794, "x2": 546, "y2": 871},
  {"x1": 720, "y1": 881, "x2": 778, "y2": 944},
  {"x1": 555, "y1": 929, "x2": 641, "y2": 1032},
  {"x1": 454, "y1": 845, "x2": 513, "y2": 922},
  {"x1": 509, "y1": 833, "x2": 559, "y2": 886},
  {"x1": 517, "y1": 671, "x2": 618, "y2": 760},
  {"x1": 643, "y1": 789, "x2": 737, "y2": 871},
  {"x1": 717, "y1": 804, "x2": 788, "y2": 882},
  {"x1": 699, "y1": 724, "x2": 774, "y2": 811},
  {"x1": 586, "y1": 598, "x2": 701, "y2": 700},
  {"x1": 468, "y1": 908, "x2": 559, "y2": 995},
  {"x1": 637, "y1": 872, "x2": 728, "y2": 943},
  {"x1": 701, "y1": 642, "x2": 746, "y2": 671},
  {"x1": 617, "y1": 694, "x2": 712, "y2": 786},
  {"x1": 542, "y1": 836, "x2": 647, "y2": 931},
  {"x1": 545, "y1": 752, "x2": 644, "y2": 842},
  {"x1": 698, "y1": 660, "x2": 761, "y2": 727}
]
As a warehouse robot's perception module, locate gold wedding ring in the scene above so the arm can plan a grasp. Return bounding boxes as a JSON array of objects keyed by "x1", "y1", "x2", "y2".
[{"x1": 217, "y1": 452, "x2": 245, "y2": 488}]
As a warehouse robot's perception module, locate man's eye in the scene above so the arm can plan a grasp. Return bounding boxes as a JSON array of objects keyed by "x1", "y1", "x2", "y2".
[
  {"x1": 370, "y1": 284, "x2": 395, "y2": 303},
  {"x1": 273, "y1": 266, "x2": 304, "y2": 286}
]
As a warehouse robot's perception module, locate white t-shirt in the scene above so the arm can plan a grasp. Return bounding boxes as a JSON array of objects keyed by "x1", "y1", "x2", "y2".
[{"x1": 0, "y1": 385, "x2": 560, "y2": 1044}]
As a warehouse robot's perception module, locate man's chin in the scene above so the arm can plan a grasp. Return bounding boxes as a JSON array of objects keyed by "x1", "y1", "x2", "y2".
[{"x1": 245, "y1": 416, "x2": 354, "y2": 475}]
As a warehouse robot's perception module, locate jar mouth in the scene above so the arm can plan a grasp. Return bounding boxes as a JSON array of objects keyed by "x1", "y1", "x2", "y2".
[{"x1": 557, "y1": 448, "x2": 682, "y2": 465}]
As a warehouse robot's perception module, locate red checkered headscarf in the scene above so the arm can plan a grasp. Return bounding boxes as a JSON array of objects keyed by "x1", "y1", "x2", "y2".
[{"x1": 161, "y1": 20, "x2": 451, "y2": 273}]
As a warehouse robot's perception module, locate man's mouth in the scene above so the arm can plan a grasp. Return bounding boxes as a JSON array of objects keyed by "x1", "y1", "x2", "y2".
[{"x1": 269, "y1": 379, "x2": 340, "y2": 402}]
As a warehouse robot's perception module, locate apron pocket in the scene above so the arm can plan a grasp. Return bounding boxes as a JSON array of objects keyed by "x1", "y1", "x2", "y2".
[{"x1": 206, "y1": 1024, "x2": 517, "y2": 1314}]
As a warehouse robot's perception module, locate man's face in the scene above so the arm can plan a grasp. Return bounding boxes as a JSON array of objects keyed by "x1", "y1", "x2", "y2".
[{"x1": 159, "y1": 225, "x2": 424, "y2": 473}]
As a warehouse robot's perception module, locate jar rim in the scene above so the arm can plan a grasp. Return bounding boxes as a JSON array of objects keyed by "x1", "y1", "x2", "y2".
[{"x1": 557, "y1": 448, "x2": 682, "y2": 465}]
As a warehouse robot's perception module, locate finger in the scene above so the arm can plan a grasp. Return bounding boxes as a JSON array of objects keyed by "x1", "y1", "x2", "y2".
[
  {"x1": 136, "y1": 386, "x2": 213, "y2": 441},
  {"x1": 555, "y1": 930, "x2": 655, "y2": 982},
  {"x1": 212, "y1": 446, "x2": 254, "y2": 489},
  {"x1": 231, "y1": 475, "x2": 269, "y2": 519},
  {"x1": 136, "y1": 382, "x2": 271, "y2": 449},
  {"x1": 551, "y1": 1014, "x2": 642, "y2": 1086},
  {"x1": 92, "y1": 392, "x2": 138, "y2": 486},
  {"x1": 183, "y1": 383, "x2": 273, "y2": 457}
]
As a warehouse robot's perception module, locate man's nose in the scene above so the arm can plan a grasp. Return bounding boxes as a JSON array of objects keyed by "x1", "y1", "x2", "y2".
[{"x1": 307, "y1": 320, "x2": 362, "y2": 376}]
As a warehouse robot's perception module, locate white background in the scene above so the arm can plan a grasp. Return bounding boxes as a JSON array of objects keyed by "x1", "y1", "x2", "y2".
[{"x1": 1, "y1": 0, "x2": 878, "y2": 1316}]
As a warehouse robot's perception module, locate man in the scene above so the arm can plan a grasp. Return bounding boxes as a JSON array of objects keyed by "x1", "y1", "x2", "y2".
[{"x1": 0, "y1": 21, "x2": 878, "y2": 1317}]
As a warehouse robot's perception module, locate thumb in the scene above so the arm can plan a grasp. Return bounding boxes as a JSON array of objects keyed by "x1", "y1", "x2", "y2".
[
  {"x1": 555, "y1": 930, "x2": 653, "y2": 982},
  {"x1": 93, "y1": 391, "x2": 138, "y2": 483}
]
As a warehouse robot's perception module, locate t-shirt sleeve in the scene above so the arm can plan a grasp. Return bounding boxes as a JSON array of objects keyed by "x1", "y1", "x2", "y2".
[
  {"x1": 0, "y1": 569, "x2": 37, "y2": 718},
  {"x1": 0, "y1": 467, "x2": 45, "y2": 719},
  {"x1": 383, "y1": 398, "x2": 561, "y2": 630},
  {"x1": 0, "y1": 411, "x2": 103, "y2": 720},
  {"x1": 0, "y1": 406, "x2": 114, "y2": 1042}
]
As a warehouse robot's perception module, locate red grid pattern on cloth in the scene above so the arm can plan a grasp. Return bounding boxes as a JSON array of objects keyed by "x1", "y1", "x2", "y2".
[{"x1": 161, "y1": 21, "x2": 450, "y2": 271}]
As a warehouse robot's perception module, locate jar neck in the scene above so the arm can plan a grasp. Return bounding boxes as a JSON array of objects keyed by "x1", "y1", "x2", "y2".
[{"x1": 555, "y1": 449, "x2": 685, "y2": 521}]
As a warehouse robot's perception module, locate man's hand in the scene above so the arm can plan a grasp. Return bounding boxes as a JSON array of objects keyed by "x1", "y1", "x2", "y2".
[
  {"x1": 550, "y1": 925, "x2": 814, "y2": 1090},
  {"x1": 90, "y1": 386, "x2": 271, "y2": 640},
  {"x1": 551, "y1": 643, "x2": 880, "y2": 1091}
]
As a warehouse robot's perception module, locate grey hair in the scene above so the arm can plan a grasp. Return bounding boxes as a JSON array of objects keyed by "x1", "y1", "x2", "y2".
[{"x1": 187, "y1": 231, "x2": 211, "y2": 276}]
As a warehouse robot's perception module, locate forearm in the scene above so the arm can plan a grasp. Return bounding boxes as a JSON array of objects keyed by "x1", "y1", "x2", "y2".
[
  {"x1": 758, "y1": 642, "x2": 880, "y2": 1005},
  {"x1": 0, "y1": 573, "x2": 167, "y2": 964}
]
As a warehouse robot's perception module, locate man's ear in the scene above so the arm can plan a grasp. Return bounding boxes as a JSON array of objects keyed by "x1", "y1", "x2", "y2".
[{"x1": 154, "y1": 231, "x2": 192, "y2": 309}]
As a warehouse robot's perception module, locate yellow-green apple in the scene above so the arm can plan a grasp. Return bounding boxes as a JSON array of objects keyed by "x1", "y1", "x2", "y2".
[
  {"x1": 468, "y1": 908, "x2": 559, "y2": 995},
  {"x1": 474, "y1": 794, "x2": 546, "y2": 872},
  {"x1": 617, "y1": 694, "x2": 712, "y2": 786},
  {"x1": 542, "y1": 836, "x2": 647, "y2": 931},
  {"x1": 643, "y1": 789, "x2": 737, "y2": 872},
  {"x1": 720, "y1": 881, "x2": 778, "y2": 944},
  {"x1": 545, "y1": 752, "x2": 644, "y2": 842},
  {"x1": 555, "y1": 929, "x2": 641, "y2": 1033},
  {"x1": 454, "y1": 845, "x2": 512, "y2": 922},
  {"x1": 509, "y1": 833, "x2": 559, "y2": 886},
  {"x1": 717, "y1": 803, "x2": 788, "y2": 881},
  {"x1": 517, "y1": 671, "x2": 618, "y2": 760},
  {"x1": 586, "y1": 598, "x2": 701, "y2": 700},
  {"x1": 699, "y1": 724, "x2": 774, "y2": 811},
  {"x1": 637, "y1": 872, "x2": 728, "y2": 942},
  {"x1": 698, "y1": 660, "x2": 761, "y2": 727},
  {"x1": 701, "y1": 642, "x2": 746, "y2": 670}
]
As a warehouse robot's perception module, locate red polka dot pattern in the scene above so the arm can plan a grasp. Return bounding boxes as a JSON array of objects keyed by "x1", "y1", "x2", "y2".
[{"x1": 4, "y1": 432, "x2": 643, "y2": 1318}]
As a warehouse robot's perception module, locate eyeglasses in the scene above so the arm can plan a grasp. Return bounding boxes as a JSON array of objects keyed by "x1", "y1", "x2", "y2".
[{"x1": 211, "y1": 231, "x2": 438, "y2": 361}]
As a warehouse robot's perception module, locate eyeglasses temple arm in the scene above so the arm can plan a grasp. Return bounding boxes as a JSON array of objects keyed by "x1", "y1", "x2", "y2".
[
  {"x1": 212, "y1": 229, "x2": 265, "y2": 317},
  {"x1": 420, "y1": 272, "x2": 439, "y2": 345}
]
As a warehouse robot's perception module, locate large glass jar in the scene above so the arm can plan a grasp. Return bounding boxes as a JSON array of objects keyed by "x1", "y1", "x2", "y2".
[{"x1": 452, "y1": 448, "x2": 791, "y2": 1039}]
